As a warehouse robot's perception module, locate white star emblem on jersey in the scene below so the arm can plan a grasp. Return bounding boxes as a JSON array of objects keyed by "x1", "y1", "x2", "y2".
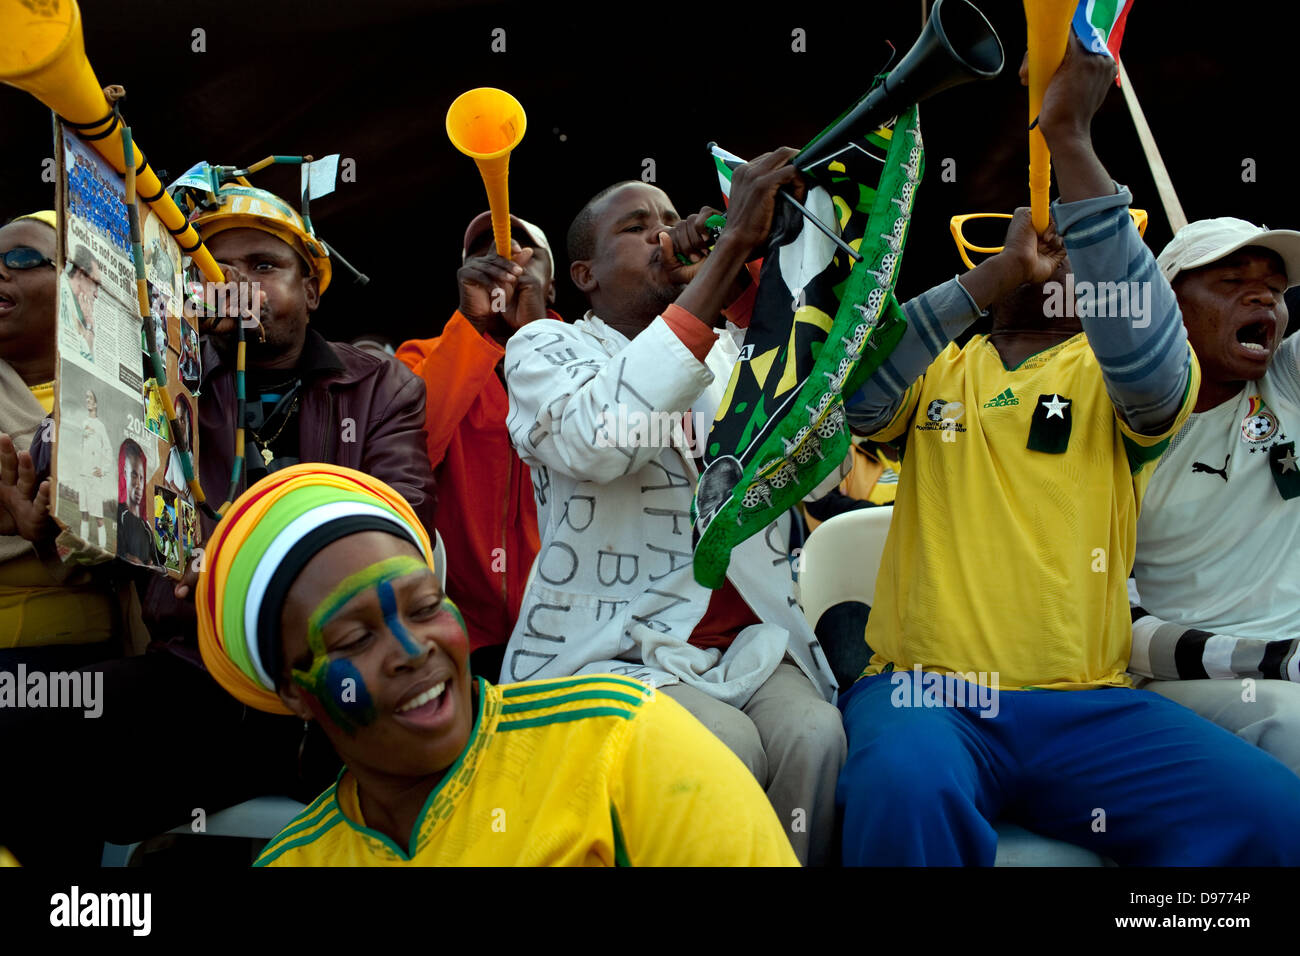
[
  {"x1": 1041, "y1": 394, "x2": 1069, "y2": 419},
  {"x1": 1280, "y1": 450, "x2": 1298, "y2": 473}
]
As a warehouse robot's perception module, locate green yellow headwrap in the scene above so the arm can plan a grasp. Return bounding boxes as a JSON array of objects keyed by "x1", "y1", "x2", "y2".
[{"x1": 196, "y1": 463, "x2": 434, "y2": 714}]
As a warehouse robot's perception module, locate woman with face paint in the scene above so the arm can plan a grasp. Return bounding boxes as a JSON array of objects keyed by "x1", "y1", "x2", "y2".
[{"x1": 197, "y1": 463, "x2": 798, "y2": 866}]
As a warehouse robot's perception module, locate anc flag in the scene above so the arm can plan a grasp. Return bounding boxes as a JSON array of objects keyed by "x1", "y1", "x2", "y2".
[{"x1": 692, "y1": 107, "x2": 919, "y2": 589}]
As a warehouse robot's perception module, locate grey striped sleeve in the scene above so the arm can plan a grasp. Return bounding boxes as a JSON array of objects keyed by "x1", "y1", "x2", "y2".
[
  {"x1": 844, "y1": 277, "x2": 982, "y2": 433},
  {"x1": 1130, "y1": 606, "x2": 1300, "y2": 682},
  {"x1": 1054, "y1": 184, "x2": 1192, "y2": 435}
]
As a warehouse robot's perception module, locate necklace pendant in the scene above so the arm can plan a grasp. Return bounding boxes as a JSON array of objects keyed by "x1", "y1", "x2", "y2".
[{"x1": 261, "y1": 447, "x2": 274, "y2": 467}]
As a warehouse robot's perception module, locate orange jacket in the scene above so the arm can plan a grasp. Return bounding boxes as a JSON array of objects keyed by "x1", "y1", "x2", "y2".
[{"x1": 397, "y1": 311, "x2": 544, "y2": 652}]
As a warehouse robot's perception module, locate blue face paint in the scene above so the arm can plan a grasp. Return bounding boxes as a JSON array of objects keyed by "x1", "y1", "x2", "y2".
[
  {"x1": 322, "y1": 657, "x2": 375, "y2": 731},
  {"x1": 378, "y1": 577, "x2": 422, "y2": 658},
  {"x1": 291, "y1": 555, "x2": 431, "y2": 735}
]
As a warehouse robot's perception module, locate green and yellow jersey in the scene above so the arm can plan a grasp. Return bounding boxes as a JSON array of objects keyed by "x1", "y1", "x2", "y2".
[
  {"x1": 255, "y1": 674, "x2": 799, "y2": 866},
  {"x1": 863, "y1": 333, "x2": 1200, "y2": 690}
]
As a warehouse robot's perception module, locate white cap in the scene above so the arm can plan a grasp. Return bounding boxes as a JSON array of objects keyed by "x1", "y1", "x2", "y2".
[
  {"x1": 1156, "y1": 217, "x2": 1300, "y2": 289},
  {"x1": 462, "y1": 211, "x2": 555, "y2": 279}
]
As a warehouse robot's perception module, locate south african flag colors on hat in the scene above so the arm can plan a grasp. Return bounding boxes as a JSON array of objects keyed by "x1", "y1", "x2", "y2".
[{"x1": 196, "y1": 463, "x2": 434, "y2": 714}]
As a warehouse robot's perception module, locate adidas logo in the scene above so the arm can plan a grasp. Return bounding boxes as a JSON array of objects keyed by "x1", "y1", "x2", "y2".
[{"x1": 983, "y1": 388, "x2": 1019, "y2": 408}]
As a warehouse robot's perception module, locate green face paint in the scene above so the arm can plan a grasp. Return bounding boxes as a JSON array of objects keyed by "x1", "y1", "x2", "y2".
[
  {"x1": 443, "y1": 597, "x2": 466, "y2": 635},
  {"x1": 292, "y1": 555, "x2": 430, "y2": 734}
]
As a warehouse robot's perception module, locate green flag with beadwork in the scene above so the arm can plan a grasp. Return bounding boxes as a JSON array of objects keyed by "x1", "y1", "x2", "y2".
[{"x1": 691, "y1": 103, "x2": 922, "y2": 589}]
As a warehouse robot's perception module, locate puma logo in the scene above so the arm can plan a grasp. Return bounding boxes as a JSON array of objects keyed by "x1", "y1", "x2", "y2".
[{"x1": 1191, "y1": 455, "x2": 1230, "y2": 481}]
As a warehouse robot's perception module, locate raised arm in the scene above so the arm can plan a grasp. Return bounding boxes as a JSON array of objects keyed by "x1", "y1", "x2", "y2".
[
  {"x1": 846, "y1": 208, "x2": 1065, "y2": 435},
  {"x1": 396, "y1": 312, "x2": 507, "y2": 470},
  {"x1": 504, "y1": 318, "x2": 713, "y2": 484},
  {"x1": 1041, "y1": 33, "x2": 1196, "y2": 437}
]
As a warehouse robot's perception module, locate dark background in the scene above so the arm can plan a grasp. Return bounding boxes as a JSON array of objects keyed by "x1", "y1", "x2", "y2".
[{"x1": 4, "y1": 0, "x2": 1297, "y2": 343}]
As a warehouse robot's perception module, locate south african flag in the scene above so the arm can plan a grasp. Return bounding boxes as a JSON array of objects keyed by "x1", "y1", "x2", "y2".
[{"x1": 1072, "y1": 0, "x2": 1135, "y2": 74}]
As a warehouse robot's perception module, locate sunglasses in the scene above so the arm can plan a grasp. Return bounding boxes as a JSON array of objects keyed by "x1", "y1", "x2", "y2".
[
  {"x1": 949, "y1": 210, "x2": 1150, "y2": 271},
  {"x1": 0, "y1": 246, "x2": 56, "y2": 271}
]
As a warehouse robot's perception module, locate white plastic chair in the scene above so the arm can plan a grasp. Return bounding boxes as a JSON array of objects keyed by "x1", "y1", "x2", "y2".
[
  {"x1": 800, "y1": 507, "x2": 893, "y2": 627},
  {"x1": 799, "y1": 507, "x2": 1109, "y2": 867},
  {"x1": 102, "y1": 796, "x2": 307, "y2": 866}
]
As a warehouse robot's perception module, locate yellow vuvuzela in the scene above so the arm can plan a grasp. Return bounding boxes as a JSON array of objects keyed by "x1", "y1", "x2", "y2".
[
  {"x1": 446, "y1": 88, "x2": 527, "y2": 260},
  {"x1": 0, "y1": 0, "x2": 223, "y2": 281},
  {"x1": 1024, "y1": 0, "x2": 1077, "y2": 234}
]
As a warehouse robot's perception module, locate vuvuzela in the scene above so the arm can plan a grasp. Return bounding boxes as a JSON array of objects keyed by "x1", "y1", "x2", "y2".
[
  {"x1": 0, "y1": 0, "x2": 223, "y2": 281},
  {"x1": 1024, "y1": 0, "x2": 1076, "y2": 234},
  {"x1": 446, "y1": 88, "x2": 527, "y2": 260}
]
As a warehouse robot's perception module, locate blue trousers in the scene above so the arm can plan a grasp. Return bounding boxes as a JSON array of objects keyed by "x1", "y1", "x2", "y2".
[{"x1": 836, "y1": 671, "x2": 1300, "y2": 865}]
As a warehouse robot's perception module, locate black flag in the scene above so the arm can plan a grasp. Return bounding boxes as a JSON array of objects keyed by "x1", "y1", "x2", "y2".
[
  {"x1": 1268, "y1": 440, "x2": 1300, "y2": 500},
  {"x1": 1027, "y1": 393, "x2": 1072, "y2": 455}
]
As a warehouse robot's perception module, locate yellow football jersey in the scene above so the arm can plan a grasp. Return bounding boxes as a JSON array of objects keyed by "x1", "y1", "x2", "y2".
[
  {"x1": 863, "y1": 334, "x2": 1199, "y2": 690},
  {"x1": 255, "y1": 674, "x2": 798, "y2": 867},
  {"x1": 28, "y1": 381, "x2": 54, "y2": 414}
]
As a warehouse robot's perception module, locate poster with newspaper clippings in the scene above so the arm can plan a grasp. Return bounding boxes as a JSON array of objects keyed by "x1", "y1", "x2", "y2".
[{"x1": 48, "y1": 123, "x2": 202, "y2": 578}]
